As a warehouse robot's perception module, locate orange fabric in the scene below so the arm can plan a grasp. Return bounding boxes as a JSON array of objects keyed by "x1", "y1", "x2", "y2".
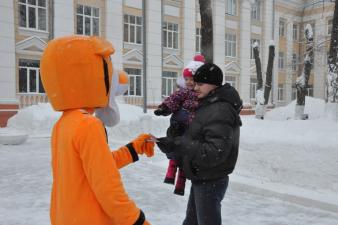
[
  {"x1": 131, "y1": 134, "x2": 155, "y2": 157},
  {"x1": 118, "y1": 70, "x2": 129, "y2": 84},
  {"x1": 50, "y1": 109, "x2": 142, "y2": 225},
  {"x1": 40, "y1": 36, "x2": 114, "y2": 111}
]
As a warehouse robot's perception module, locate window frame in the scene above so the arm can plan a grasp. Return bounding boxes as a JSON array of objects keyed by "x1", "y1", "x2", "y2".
[
  {"x1": 124, "y1": 68, "x2": 143, "y2": 97},
  {"x1": 292, "y1": 53, "x2": 297, "y2": 71},
  {"x1": 196, "y1": 27, "x2": 201, "y2": 53},
  {"x1": 226, "y1": 0, "x2": 237, "y2": 16},
  {"x1": 250, "y1": 78, "x2": 258, "y2": 101},
  {"x1": 163, "y1": 22, "x2": 179, "y2": 49},
  {"x1": 251, "y1": 0, "x2": 261, "y2": 21},
  {"x1": 328, "y1": 19, "x2": 333, "y2": 35},
  {"x1": 279, "y1": 19, "x2": 286, "y2": 37},
  {"x1": 162, "y1": 71, "x2": 178, "y2": 97},
  {"x1": 18, "y1": 0, "x2": 48, "y2": 31},
  {"x1": 18, "y1": 59, "x2": 45, "y2": 94},
  {"x1": 293, "y1": 24, "x2": 299, "y2": 41},
  {"x1": 124, "y1": 14, "x2": 143, "y2": 44},
  {"x1": 225, "y1": 75, "x2": 237, "y2": 88},
  {"x1": 278, "y1": 84, "x2": 284, "y2": 102},
  {"x1": 76, "y1": 4, "x2": 100, "y2": 36},
  {"x1": 225, "y1": 32, "x2": 237, "y2": 58},
  {"x1": 278, "y1": 52, "x2": 285, "y2": 70}
]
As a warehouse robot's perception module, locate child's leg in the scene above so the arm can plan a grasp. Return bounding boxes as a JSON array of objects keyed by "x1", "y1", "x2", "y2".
[
  {"x1": 174, "y1": 168, "x2": 186, "y2": 196},
  {"x1": 164, "y1": 160, "x2": 177, "y2": 184}
]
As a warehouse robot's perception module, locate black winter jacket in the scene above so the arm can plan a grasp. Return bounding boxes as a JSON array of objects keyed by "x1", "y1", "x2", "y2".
[{"x1": 173, "y1": 83, "x2": 242, "y2": 182}]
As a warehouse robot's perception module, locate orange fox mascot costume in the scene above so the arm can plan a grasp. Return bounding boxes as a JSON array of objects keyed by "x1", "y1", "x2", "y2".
[{"x1": 40, "y1": 35, "x2": 154, "y2": 225}]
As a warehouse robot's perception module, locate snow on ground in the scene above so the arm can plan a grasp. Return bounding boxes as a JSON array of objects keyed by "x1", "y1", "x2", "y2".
[{"x1": 1, "y1": 97, "x2": 338, "y2": 224}]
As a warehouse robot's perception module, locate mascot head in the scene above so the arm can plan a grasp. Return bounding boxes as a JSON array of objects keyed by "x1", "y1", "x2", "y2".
[{"x1": 40, "y1": 35, "x2": 115, "y2": 111}]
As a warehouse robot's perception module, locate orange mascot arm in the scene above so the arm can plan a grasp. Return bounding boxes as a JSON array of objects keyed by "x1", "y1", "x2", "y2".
[
  {"x1": 75, "y1": 116, "x2": 148, "y2": 225},
  {"x1": 111, "y1": 134, "x2": 155, "y2": 169}
]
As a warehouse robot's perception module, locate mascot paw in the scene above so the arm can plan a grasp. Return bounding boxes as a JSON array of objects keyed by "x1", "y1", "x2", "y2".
[{"x1": 132, "y1": 134, "x2": 155, "y2": 157}]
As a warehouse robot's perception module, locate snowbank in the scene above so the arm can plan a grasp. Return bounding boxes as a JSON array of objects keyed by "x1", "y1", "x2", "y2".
[
  {"x1": 265, "y1": 97, "x2": 326, "y2": 120},
  {"x1": 5, "y1": 102, "x2": 169, "y2": 138}
]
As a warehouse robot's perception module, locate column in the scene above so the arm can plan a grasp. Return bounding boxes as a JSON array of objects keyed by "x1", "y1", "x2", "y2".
[
  {"x1": 314, "y1": 18, "x2": 326, "y2": 99},
  {"x1": 0, "y1": 0, "x2": 17, "y2": 104},
  {"x1": 239, "y1": 0, "x2": 251, "y2": 104},
  {"x1": 106, "y1": 0, "x2": 124, "y2": 70},
  {"x1": 285, "y1": 18, "x2": 293, "y2": 103},
  {"x1": 262, "y1": 0, "x2": 273, "y2": 73},
  {"x1": 146, "y1": 0, "x2": 163, "y2": 105},
  {"x1": 213, "y1": 0, "x2": 226, "y2": 73},
  {"x1": 272, "y1": 12, "x2": 280, "y2": 105},
  {"x1": 54, "y1": 0, "x2": 74, "y2": 37},
  {"x1": 183, "y1": 0, "x2": 196, "y2": 64}
]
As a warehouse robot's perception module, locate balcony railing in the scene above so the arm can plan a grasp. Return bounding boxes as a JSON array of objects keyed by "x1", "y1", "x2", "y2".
[{"x1": 18, "y1": 94, "x2": 49, "y2": 108}]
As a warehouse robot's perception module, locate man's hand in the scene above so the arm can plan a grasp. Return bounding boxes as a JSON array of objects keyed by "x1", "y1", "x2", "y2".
[
  {"x1": 156, "y1": 137, "x2": 175, "y2": 154},
  {"x1": 130, "y1": 134, "x2": 155, "y2": 157}
]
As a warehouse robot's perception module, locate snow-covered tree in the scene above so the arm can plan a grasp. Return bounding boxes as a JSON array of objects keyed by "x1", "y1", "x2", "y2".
[
  {"x1": 295, "y1": 24, "x2": 314, "y2": 120},
  {"x1": 199, "y1": 0, "x2": 213, "y2": 63},
  {"x1": 253, "y1": 41, "x2": 275, "y2": 119}
]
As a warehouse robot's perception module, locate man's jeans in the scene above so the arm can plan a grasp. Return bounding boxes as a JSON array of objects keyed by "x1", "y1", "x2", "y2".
[{"x1": 182, "y1": 176, "x2": 229, "y2": 225}]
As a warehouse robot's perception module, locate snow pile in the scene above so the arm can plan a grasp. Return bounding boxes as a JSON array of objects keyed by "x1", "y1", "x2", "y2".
[
  {"x1": 7, "y1": 103, "x2": 61, "y2": 134},
  {"x1": 265, "y1": 97, "x2": 326, "y2": 120},
  {"x1": 6, "y1": 102, "x2": 169, "y2": 138}
]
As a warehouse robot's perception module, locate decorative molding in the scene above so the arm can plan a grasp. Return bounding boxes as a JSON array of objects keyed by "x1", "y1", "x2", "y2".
[
  {"x1": 15, "y1": 36, "x2": 47, "y2": 56},
  {"x1": 123, "y1": 49, "x2": 143, "y2": 65},
  {"x1": 224, "y1": 61, "x2": 241, "y2": 74},
  {"x1": 163, "y1": 54, "x2": 183, "y2": 69}
]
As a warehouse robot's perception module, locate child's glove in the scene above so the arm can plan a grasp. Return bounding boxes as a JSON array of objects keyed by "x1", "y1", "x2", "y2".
[
  {"x1": 129, "y1": 134, "x2": 155, "y2": 157},
  {"x1": 154, "y1": 106, "x2": 171, "y2": 116}
]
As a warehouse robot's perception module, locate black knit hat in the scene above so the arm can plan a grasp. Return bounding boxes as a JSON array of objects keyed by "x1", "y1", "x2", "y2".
[{"x1": 193, "y1": 63, "x2": 223, "y2": 86}]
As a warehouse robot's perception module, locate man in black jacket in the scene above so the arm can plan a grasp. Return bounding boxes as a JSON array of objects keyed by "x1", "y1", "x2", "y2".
[{"x1": 157, "y1": 63, "x2": 242, "y2": 225}]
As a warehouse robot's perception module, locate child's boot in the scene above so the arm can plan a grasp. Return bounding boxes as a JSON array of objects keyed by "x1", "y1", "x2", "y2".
[
  {"x1": 174, "y1": 168, "x2": 186, "y2": 196},
  {"x1": 164, "y1": 160, "x2": 177, "y2": 184}
]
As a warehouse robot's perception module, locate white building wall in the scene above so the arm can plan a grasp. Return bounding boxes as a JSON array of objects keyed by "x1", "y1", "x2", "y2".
[
  {"x1": 146, "y1": 0, "x2": 163, "y2": 105},
  {"x1": 0, "y1": 0, "x2": 17, "y2": 104},
  {"x1": 54, "y1": 0, "x2": 74, "y2": 37},
  {"x1": 183, "y1": 0, "x2": 196, "y2": 65},
  {"x1": 314, "y1": 18, "x2": 326, "y2": 99},
  {"x1": 239, "y1": 0, "x2": 252, "y2": 104},
  {"x1": 285, "y1": 18, "x2": 293, "y2": 103},
  {"x1": 213, "y1": 0, "x2": 225, "y2": 74},
  {"x1": 106, "y1": 0, "x2": 124, "y2": 70}
]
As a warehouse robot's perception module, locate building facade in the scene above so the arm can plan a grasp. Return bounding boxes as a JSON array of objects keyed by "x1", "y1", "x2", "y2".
[{"x1": 0, "y1": 0, "x2": 335, "y2": 126}]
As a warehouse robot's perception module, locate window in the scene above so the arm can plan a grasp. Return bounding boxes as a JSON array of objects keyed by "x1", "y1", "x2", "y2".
[
  {"x1": 163, "y1": 22, "x2": 179, "y2": 49},
  {"x1": 251, "y1": 0, "x2": 261, "y2": 21},
  {"x1": 307, "y1": 85, "x2": 314, "y2": 97},
  {"x1": 124, "y1": 14, "x2": 142, "y2": 44},
  {"x1": 162, "y1": 71, "x2": 177, "y2": 97},
  {"x1": 225, "y1": 75, "x2": 236, "y2": 88},
  {"x1": 226, "y1": 0, "x2": 237, "y2": 16},
  {"x1": 196, "y1": 28, "x2": 201, "y2": 53},
  {"x1": 278, "y1": 84, "x2": 284, "y2": 102},
  {"x1": 76, "y1": 4, "x2": 100, "y2": 36},
  {"x1": 250, "y1": 39, "x2": 260, "y2": 59},
  {"x1": 328, "y1": 19, "x2": 333, "y2": 35},
  {"x1": 278, "y1": 52, "x2": 285, "y2": 69},
  {"x1": 279, "y1": 19, "x2": 285, "y2": 37},
  {"x1": 292, "y1": 53, "x2": 297, "y2": 71},
  {"x1": 18, "y1": 0, "x2": 47, "y2": 31},
  {"x1": 250, "y1": 78, "x2": 257, "y2": 100},
  {"x1": 225, "y1": 33, "x2": 237, "y2": 57},
  {"x1": 18, "y1": 59, "x2": 45, "y2": 94},
  {"x1": 293, "y1": 24, "x2": 298, "y2": 41},
  {"x1": 124, "y1": 68, "x2": 142, "y2": 96}
]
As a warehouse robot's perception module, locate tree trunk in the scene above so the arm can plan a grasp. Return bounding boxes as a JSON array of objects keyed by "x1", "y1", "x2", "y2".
[
  {"x1": 264, "y1": 45, "x2": 275, "y2": 105},
  {"x1": 253, "y1": 46, "x2": 263, "y2": 90},
  {"x1": 327, "y1": 0, "x2": 338, "y2": 103},
  {"x1": 295, "y1": 24, "x2": 314, "y2": 120},
  {"x1": 199, "y1": 0, "x2": 213, "y2": 63}
]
